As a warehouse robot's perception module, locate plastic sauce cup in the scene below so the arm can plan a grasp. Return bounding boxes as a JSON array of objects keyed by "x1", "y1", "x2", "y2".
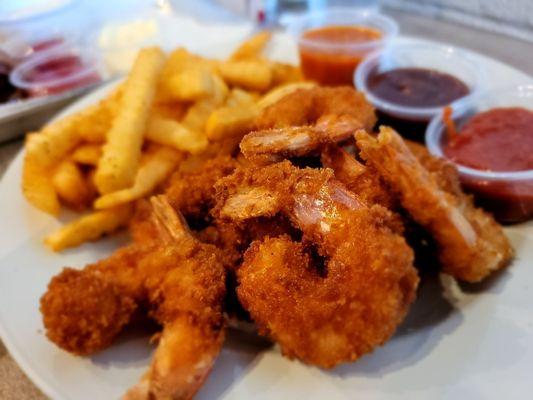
[
  {"x1": 426, "y1": 84, "x2": 533, "y2": 224},
  {"x1": 287, "y1": 9, "x2": 398, "y2": 85},
  {"x1": 10, "y1": 46, "x2": 103, "y2": 97}
]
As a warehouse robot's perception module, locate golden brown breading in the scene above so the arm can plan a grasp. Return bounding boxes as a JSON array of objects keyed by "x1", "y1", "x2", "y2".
[
  {"x1": 165, "y1": 155, "x2": 237, "y2": 221},
  {"x1": 356, "y1": 127, "x2": 513, "y2": 282},
  {"x1": 321, "y1": 144, "x2": 396, "y2": 209},
  {"x1": 255, "y1": 86, "x2": 376, "y2": 131},
  {"x1": 40, "y1": 248, "x2": 140, "y2": 355},
  {"x1": 41, "y1": 197, "x2": 226, "y2": 399},
  {"x1": 216, "y1": 161, "x2": 419, "y2": 368}
]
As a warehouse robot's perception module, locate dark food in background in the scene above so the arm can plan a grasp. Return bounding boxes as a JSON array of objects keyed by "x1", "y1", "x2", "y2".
[{"x1": 0, "y1": 62, "x2": 26, "y2": 103}]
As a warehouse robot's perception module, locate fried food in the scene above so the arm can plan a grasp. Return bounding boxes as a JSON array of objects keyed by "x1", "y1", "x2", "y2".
[
  {"x1": 321, "y1": 144, "x2": 396, "y2": 209},
  {"x1": 164, "y1": 68, "x2": 216, "y2": 101},
  {"x1": 241, "y1": 87, "x2": 376, "y2": 163},
  {"x1": 146, "y1": 115, "x2": 208, "y2": 154},
  {"x1": 52, "y1": 160, "x2": 94, "y2": 210},
  {"x1": 218, "y1": 60, "x2": 272, "y2": 91},
  {"x1": 206, "y1": 103, "x2": 258, "y2": 142},
  {"x1": 71, "y1": 144, "x2": 102, "y2": 166},
  {"x1": 94, "y1": 146, "x2": 182, "y2": 209},
  {"x1": 95, "y1": 47, "x2": 165, "y2": 194},
  {"x1": 356, "y1": 127, "x2": 514, "y2": 282},
  {"x1": 255, "y1": 86, "x2": 376, "y2": 130},
  {"x1": 165, "y1": 155, "x2": 238, "y2": 221},
  {"x1": 215, "y1": 161, "x2": 419, "y2": 368},
  {"x1": 44, "y1": 204, "x2": 133, "y2": 251},
  {"x1": 257, "y1": 82, "x2": 316, "y2": 111},
  {"x1": 41, "y1": 196, "x2": 226, "y2": 399},
  {"x1": 241, "y1": 114, "x2": 366, "y2": 164},
  {"x1": 230, "y1": 31, "x2": 272, "y2": 60}
]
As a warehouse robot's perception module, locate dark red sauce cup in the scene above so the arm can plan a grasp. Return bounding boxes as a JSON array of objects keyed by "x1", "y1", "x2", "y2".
[
  {"x1": 355, "y1": 42, "x2": 481, "y2": 142},
  {"x1": 9, "y1": 45, "x2": 102, "y2": 97},
  {"x1": 426, "y1": 85, "x2": 533, "y2": 224}
]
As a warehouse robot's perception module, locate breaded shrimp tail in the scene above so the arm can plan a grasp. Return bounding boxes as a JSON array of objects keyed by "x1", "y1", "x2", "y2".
[{"x1": 356, "y1": 127, "x2": 513, "y2": 282}]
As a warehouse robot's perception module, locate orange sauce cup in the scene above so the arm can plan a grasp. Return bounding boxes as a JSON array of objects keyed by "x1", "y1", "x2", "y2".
[{"x1": 288, "y1": 10, "x2": 398, "y2": 85}]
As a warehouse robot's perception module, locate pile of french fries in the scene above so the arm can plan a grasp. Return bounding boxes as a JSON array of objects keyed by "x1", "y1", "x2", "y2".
[{"x1": 22, "y1": 32, "x2": 314, "y2": 251}]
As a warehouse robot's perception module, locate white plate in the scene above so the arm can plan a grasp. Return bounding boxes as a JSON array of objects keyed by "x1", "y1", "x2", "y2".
[{"x1": 1, "y1": 35, "x2": 533, "y2": 400}]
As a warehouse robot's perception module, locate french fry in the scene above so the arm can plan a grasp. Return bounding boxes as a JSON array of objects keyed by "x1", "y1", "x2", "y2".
[
  {"x1": 94, "y1": 146, "x2": 181, "y2": 209},
  {"x1": 230, "y1": 31, "x2": 272, "y2": 60},
  {"x1": 52, "y1": 160, "x2": 94, "y2": 210},
  {"x1": 95, "y1": 47, "x2": 165, "y2": 194},
  {"x1": 21, "y1": 116, "x2": 85, "y2": 215},
  {"x1": 225, "y1": 88, "x2": 257, "y2": 107},
  {"x1": 71, "y1": 144, "x2": 102, "y2": 166},
  {"x1": 165, "y1": 69, "x2": 214, "y2": 101},
  {"x1": 206, "y1": 105, "x2": 258, "y2": 141},
  {"x1": 257, "y1": 81, "x2": 316, "y2": 110},
  {"x1": 76, "y1": 84, "x2": 124, "y2": 144},
  {"x1": 218, "y1": 60, "x2": 272, "y2": 91},
  {"x1": 270, "y1": 62, "x2": 304, "y2": 86},
  {"x1": 22, "y1": 148, "x2": 60, "y2": 215},
  {"x1": 44, "y1": 204, "x2": 133, "y2": 251},
  {"x1": 146, "y1": 115, "x2": 208, "y2": 153}
]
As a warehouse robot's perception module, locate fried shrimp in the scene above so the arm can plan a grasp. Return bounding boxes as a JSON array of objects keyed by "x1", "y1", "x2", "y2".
[
  {"x1": 41, "y1": 196, "x2": 226, "y2": 399},
  {"x1": 255, "y1": 86, "x2": 376, "y2": 130},
  {"x1": 356, "y1": 127, "x2": 513, "y2": 282},
  {"x1": 240, "y1": 86, "x2": 376, "y2": 163},
  {"x1": 165, "y1": 155, "x2": 237, "y2": 221},
  {"x1": 321, "y1": 144, "x2": 396, "y2": 209},
  {"x1": 215, "y1": 161, "x2": 419, "y2": 368}
]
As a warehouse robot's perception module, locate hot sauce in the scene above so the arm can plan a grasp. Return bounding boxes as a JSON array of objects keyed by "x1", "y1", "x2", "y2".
[
  {"x1": 444, "y1": 107, "x2": 533, "y2": 223},
  {"x1": 299, "y1": 25, "x2": 382, "y2": 85}
]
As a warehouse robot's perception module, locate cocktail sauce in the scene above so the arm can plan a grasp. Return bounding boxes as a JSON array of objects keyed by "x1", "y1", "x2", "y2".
[{"x1": 444, "y1": 107, "x2": 533, "y2": 223}]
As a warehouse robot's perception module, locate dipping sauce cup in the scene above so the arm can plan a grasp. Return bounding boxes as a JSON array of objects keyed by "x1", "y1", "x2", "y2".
[
  {"x1": 10, "y1": 46, "x2": 103, "y2": 97},
  {"x1": 426, "y1": 84, "x2": 533, "y2": 224},
  {"x1": 355, "y1": 42, "x2": 481, "y2": 140},
  {"x1": 288, "y1": 9, "x2": 398, "y2": 85}
]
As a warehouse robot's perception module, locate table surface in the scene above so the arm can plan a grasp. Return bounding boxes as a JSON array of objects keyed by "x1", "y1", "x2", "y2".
[{"x1": 1, "y1": 7, "x2": 533, "y2": 399}]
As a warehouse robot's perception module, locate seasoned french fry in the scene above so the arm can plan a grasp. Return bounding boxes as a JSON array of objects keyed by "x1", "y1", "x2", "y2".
[
  {"x1": 165, "y1": 69, "x2": 214, "y2": 101},
  {"x1": 95, "y1": 47, "x2": 165, "y2": 194},
  {"x1": 230, "y1": 31, "x2": 272, "y2": 60},
  {"x1": 225, "y1": 88, "x2": 257, "y2": 107},
  {"x1": 211, "y1": 74, "x2": 230, "y2": 104},
  {"x1": 270, "y1": 62, "x2": 304, "y2": 86},
  {"x1": 22, "y1": 147, "x2": 60, "y2": 215},
  {"x1": 77, "y1": 84, "x2": 124, "y2": 144},
  {"x1": 146, "y1": 115, "x2": 208, "y2": 153},
  {"x1": 21, "y1": 117, "x2": 86, "y2": 215},
  {"x1": 71, "y1": 144, "x2": 102, "y2": 166},
  {"x1": 52, "y1": 160, "x2": 94, "y2": 210},
  {"x1": 94, "y1": 146, "x2": 181, "y2": 209},
  {"x1": 257, "y1": 81, "x2": 316, "y2": 110},
  {"x1": 218, "y1": 60, "x2": 272, "y2": 91},
  {"x1": 206, "y1": 105, "x2": 258, "y2": 141},
  {"x1": 44, "y1": 204, "x2": 133, "y2": 251}
]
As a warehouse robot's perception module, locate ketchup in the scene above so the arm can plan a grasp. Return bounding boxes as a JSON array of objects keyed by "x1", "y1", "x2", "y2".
[
  {"x1": 444, "y1": 107, "x2": 533, "y2": 223},
  {"x1": 299, "y1": 25, "x2": 382, "y2": 85}
]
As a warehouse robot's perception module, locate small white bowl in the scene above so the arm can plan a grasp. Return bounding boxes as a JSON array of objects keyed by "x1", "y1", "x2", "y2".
[{"x1": 355, "y1": 42, "x2": 482, "y2": 121}]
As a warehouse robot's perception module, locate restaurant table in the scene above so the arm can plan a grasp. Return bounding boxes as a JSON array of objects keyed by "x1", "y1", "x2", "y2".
[{"x1": 1, "y1": 7, "x2": 533, "y2": 399}]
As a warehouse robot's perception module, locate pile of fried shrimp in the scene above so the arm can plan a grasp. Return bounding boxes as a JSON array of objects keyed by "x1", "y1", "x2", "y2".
[{"x1": 29, "y1": 35, "x2": 514, "y2": 400}]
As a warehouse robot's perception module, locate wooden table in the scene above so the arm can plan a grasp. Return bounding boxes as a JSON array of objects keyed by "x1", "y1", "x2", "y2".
[{"x1": 1, "y1": 7, "x2": 532, "y2": 399}]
